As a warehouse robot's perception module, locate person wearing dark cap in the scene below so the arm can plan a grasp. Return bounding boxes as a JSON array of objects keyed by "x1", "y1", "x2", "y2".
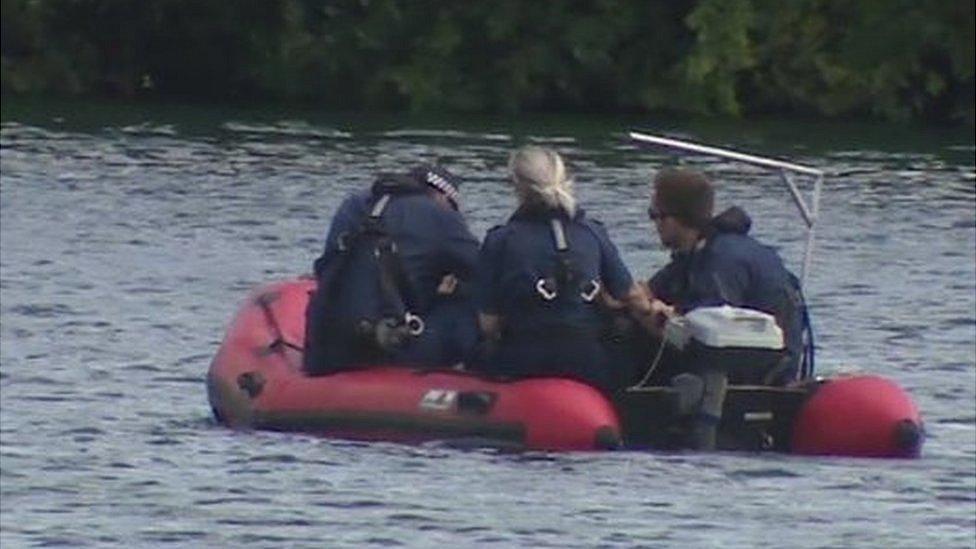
[
  {"x1": 644, "y1": 168, "x2": 807, "y2": 385},
  {"x1": 303, "y1": 164, "x2": 480, "y2": 375}
]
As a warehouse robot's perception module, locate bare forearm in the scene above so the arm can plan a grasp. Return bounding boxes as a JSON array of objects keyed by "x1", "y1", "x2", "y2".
[
  {"x1": 622, "y1": 283, "x2": 652, "y2": 317},
  {"x1": 623, "y1": 283, "x2": 674, "y2": 337}
]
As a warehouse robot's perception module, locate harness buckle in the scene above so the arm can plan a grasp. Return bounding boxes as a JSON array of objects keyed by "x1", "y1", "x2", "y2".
[
  {"x1": 536, "y1": 278, "x2": 558, "y2": 301},
  {"x1": 404, "y1": 312, "x2": 425, "y2": 336},
  {"x1": 580, "y1": 279, "x2": 601, "y2": 302}
]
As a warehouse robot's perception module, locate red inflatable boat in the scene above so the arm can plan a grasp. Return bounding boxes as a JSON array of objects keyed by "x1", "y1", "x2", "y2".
[
  {"x1": 207, "y1": 278, "x2": 924, "y2": 457},
  {"x1": 207, "y1": 278, "x2": 622, "y2": 451},
  {"x1": 209, "y1": 134, "x2": 924, "y2": 457}
]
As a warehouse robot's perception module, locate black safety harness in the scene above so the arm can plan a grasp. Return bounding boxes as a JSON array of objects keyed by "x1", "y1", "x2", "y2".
[
  {"x1": 533, "y1": 217, "x2": 602, "y2": 305},
  {"x1": 316, "y1": 175, "x2": 426, "y2": 354}
]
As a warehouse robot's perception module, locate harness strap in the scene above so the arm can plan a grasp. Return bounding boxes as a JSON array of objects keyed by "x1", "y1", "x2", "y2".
[
  {"x1": 317, "y1": 192, "x2": 424, "y2": 338},
  {"x1": 319, "y1": 193, "x2": 394, "y2": 293},
  {"x1": 370, "y1": 193, "x2": 391, "y2": 218},
  {"x1": 336, "y1": 193, "x2": 390, "y2": 252},
  {"x1": 534, "y1": 217, "x2": 600, "y2": 303},
  {"x1": 374, "y1": 228, "x2": 419, "y2": 324},
  {"x1": 550, "y1": 218, "x2": 568, "y2": 251},
  {"x1": 368, "y1": 194, "x2": 424, "y2": 333}
]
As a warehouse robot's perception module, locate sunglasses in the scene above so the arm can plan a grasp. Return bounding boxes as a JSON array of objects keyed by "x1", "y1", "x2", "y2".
[{"x1": 646, "y1": 205, "x2": 671, "y2": 221}]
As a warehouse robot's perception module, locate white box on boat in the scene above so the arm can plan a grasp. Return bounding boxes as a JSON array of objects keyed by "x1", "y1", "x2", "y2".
[{"x1": 667, "y1": 305, "x2": 784, "y2": 350}]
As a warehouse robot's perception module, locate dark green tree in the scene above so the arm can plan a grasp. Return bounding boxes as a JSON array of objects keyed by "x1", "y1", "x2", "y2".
[{"x1": 2, "y1": 0, "x2": 972, "y2": 124}]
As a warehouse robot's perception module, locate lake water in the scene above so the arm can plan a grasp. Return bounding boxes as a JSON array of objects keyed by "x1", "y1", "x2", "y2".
[{"x1": 1, "y1": 99, "x2": 974, "y2": 548}]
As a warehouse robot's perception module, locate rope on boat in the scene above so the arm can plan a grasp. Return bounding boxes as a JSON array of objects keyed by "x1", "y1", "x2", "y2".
[{"x1": 628, "y1": 340, "x2": 668, "y2": 390}]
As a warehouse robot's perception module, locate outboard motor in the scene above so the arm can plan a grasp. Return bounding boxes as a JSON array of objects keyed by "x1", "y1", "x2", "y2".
[{"x1": 664, "y1": 306, "x2": 785, "y2": 450}]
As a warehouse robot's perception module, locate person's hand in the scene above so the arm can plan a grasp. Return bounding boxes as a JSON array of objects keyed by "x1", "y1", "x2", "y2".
[
  {"x1": 599, "y1": 290, "x2": 625, "y2": 310},
  {"x1": 650, "y1": 298, "x2": 675, "y2": 321},
  {"x1": 638, "y1": 298, "x2": 675, "y2": 337},
  {"x1": 437, "y1": 274, "x2": 458, "y2": 295}
]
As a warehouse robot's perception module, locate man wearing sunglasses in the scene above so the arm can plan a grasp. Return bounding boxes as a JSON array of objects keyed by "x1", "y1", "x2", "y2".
[{"x1": 644, "y1": 168, "x2": 806, "y2": 386}]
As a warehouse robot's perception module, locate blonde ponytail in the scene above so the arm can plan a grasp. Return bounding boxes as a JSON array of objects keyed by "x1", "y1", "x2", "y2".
[{"x1": 509, "y1": 146, "x2": 576, "y2": 216}]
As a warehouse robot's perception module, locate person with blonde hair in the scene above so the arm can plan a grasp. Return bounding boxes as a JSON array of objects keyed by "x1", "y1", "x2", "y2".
[{"x1": 475, "y1": 146, "x2": 660, "y2": 391}]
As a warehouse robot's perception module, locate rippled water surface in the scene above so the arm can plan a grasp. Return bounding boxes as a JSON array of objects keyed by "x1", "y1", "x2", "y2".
[{"x1": 2, "y1": 101, "x2": 974, "y2": 548}]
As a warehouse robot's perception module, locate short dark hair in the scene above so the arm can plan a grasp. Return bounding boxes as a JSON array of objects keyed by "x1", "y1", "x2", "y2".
[{"x1": 653, "y1": 168, "x2": 714, "y2": 229}]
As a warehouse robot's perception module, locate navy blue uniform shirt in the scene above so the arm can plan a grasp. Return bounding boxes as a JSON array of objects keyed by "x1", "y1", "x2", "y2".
[
  {"x1": 317, "y1": 189, "x2": 479, "y2": 320},
  {"x1": 305, "y1": 189, "x2": 479, "y2": 372},
  {"x1": 474, "y1": 205, "x2": 634, "y2": 390},
  {"x1": 477, "y1": 206, "x2": 634, "y2": 335}
]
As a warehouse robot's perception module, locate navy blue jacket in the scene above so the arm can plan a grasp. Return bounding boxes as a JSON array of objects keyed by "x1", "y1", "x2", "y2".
[
  {"x1": 649, "y1": 208, "x2": 804, "y2": 379},
  {"x1": 478, "y1": 206, "x2": 634, "y2": 335},
  {"x1": 316, "y1": 189, "x2": 479, "y2": 320},
  {"x1": 306, "y1": 189, "x2": 479, "y2": 372},
  {"x1": 475, "y1": 206, "x2": 633, "y2": 390}
]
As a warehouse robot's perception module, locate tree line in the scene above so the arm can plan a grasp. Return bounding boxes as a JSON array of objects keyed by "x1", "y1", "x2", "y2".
[{"x1": 2, "y1": 0, "x2": 973, "y2": 124}]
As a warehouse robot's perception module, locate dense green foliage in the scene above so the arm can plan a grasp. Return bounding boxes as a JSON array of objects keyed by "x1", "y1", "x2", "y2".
[{"x1": 2, "y1": 0, "x2": 973, "y2": 123}]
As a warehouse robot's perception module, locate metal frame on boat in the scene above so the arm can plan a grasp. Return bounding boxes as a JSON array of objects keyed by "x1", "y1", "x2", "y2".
[{"x1": 629, "y1": 131, "x2": 823, "y2": 285}]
